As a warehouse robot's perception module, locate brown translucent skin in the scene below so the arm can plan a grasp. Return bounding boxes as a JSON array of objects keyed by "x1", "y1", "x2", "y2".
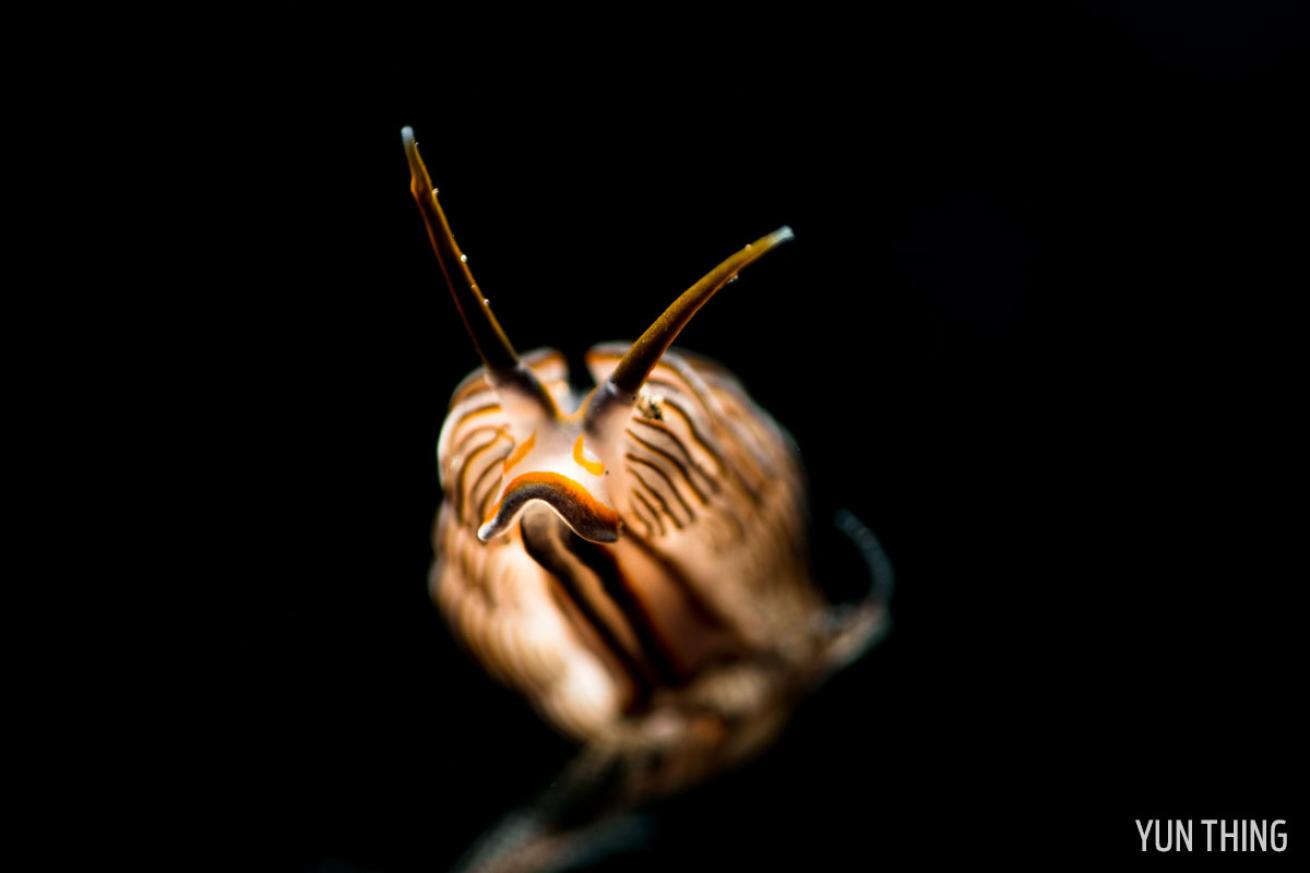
[{"x1": 407, "y1": 127, "x2": 886, "y2": 873}]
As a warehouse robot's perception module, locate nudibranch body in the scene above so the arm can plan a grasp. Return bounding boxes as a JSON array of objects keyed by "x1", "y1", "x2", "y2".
[{"x1": 405, "y1": 126, "x2": 889, "y2": 872}]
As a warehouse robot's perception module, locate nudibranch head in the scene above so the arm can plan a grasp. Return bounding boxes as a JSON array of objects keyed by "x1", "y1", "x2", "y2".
[{"x1": 405, "y1": 125, "x2": 792, "y2": 548}]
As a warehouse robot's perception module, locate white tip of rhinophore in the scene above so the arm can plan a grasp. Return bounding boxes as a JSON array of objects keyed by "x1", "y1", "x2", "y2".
[
  {"x1": 401, "y1": 125, "x2": 416, "y2": 145},
  {"x1": 774, "y1": 225, "x2": 795, "y2": 243}
]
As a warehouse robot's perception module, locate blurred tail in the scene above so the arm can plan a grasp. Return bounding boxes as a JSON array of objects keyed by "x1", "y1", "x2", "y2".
[
  {"x1": 450, "y1": 744, "x2": 651, "y2": 873},
  {"x1": 450, "y1": 810, "x2": 650, "y2": 873}
]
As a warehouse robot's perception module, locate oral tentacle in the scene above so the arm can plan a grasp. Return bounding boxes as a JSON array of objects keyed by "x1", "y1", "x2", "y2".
[{"x1": 479, "y1": 471, "x2": 622, "y2": 544}]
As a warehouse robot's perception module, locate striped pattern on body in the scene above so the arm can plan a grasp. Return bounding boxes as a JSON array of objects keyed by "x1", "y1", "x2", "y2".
[{"x1": 434, "y1": 346, "x2": 824, "y2": 741}]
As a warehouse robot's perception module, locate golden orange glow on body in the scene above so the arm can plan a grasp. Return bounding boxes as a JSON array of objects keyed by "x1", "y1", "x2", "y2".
[
  {"x1": 410, "y1": 122, "x2": 896, "y2": 873},
  {"x1": 573, "y1": 435, "x2": 605, "y2": 475}
]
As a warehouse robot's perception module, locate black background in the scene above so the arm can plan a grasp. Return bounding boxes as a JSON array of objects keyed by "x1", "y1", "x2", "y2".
[{"x1": 190, "y1": 4, "x2": 1308, "y2": 870}]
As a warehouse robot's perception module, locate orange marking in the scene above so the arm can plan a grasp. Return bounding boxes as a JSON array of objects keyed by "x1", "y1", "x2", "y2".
[
  {"x1": 502, "y1": 430, "x2": 536, "y2": 473},
  {"x1": 482, "y1": 471, "x2": 620, "y2": 532},
  {"x1": 453, "y1": 403, "x2": 503, "y2": 427},
  {"x1": 573, "y1": 435, "x2": 605, "y2": 475}
]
